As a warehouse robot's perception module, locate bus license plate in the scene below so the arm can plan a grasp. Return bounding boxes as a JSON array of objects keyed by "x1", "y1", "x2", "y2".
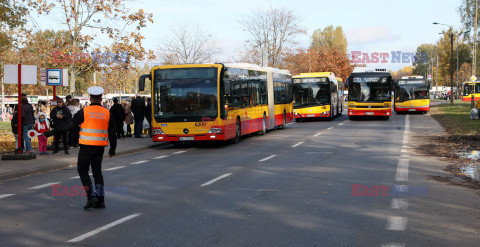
[
  {"x1": 365, "y1": 112, "x2": 374, "y2": 115},
  {"x1": 179, "y1": 137, "x2": 194, "y2": 141},
  {"x1": 408, "y1": 109, "x2": 416, "y2": 111},
  {"x1": 307, "y1": 114, "x2": 315, "y2": 117}
]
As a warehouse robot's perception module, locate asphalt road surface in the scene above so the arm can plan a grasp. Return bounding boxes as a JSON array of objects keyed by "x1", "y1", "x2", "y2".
[{"x1": 1, "y1": 111, "x2": 479, "y2": 247}]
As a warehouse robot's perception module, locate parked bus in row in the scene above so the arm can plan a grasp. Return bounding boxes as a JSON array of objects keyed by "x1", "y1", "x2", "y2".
[
  {"x1": 462, "y1": 81, "x2": 480, "y2": 102},
  {"x1": 292, "y1": 72, "x2": 344, "y2": 121},
  {"x1": 394, "y1": 76, "x2": 430, "y2": 113},
  {"x1": 138, "y1": 63, "x2": 293, "y2": 144},
  {"x1": 345, "y1": 68, "x2": 393, "y2": 120}
]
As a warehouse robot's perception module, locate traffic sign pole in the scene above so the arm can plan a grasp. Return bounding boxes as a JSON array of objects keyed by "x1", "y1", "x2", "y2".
[{"x1": 17, "y1": 64, "x2": 22, "y2": 153}]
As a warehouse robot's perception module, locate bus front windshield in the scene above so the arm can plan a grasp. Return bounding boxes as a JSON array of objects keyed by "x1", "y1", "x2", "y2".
[
  {"x1": 395, "y1": 84, "x2": 429, "y2": 102},
  {"x1": 293, "y1": 80, "x2": 330, "y2": 108},
  {"x1": 348, "y1": 76, "x2": 391, "y2": 102},
  {"x1": 153, "y1": 68, "x2": 218, "y2": 122}
]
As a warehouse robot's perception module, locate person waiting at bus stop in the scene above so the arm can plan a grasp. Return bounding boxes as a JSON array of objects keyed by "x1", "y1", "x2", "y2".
[{"x1": 46, "y1": 86, "x2": 117, "y2": 209}]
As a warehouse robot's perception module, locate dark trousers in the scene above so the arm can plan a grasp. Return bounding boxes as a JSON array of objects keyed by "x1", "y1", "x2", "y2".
[
  {"x1": 134, "y1": 118, "x2": 143, "y2": 137},
  {"x1": 77, "y1": 146, "x2": 105, "y2": 202},
  {"x1": 68, "y1": 126, "x2": 80, "y2": 146},
  {"x1": 115, "y1": 121, "x2": 124, "y2": 138},
  {"x1": 54, "y1": 131, "x2": 68, "y2": 152},
  {"x1": 126, "y1": 124, "x2": 132, "y2": 136}
]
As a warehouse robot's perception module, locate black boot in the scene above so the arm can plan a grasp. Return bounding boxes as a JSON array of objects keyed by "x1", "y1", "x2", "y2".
[{"x1": 84, "y1": 197, "x2": 98, "y2": 210}]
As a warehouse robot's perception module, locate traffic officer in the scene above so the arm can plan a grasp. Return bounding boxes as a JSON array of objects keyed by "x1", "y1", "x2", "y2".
[{"x1": 48, "y1": 86, "x2": 117, "y2": 209}]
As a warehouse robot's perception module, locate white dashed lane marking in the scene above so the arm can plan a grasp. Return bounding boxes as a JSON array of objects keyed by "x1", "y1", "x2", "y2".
[
  {"x1": 172, "y1": 151, "x2": 187, "y2": 155},
  {"x1": 338, "y1": 123, "x2": 344, "y2": 126},
  {"x1": 381, "y1": 243, "x2": 405, "y2": 247},
  {"x1": 386, "y1": 216, "x2": 407, "y2": 231},
  {"x1": 0, "y1": 194, "x2": 15, "y2": 199},
  {"x1": 259, "y1": 155, "x2": 276, "y2": 162},
  {"x1": 28, "y1": 182, "x2": 60, "y2": 190},
  {"x1": 314, "y1": 133, "x2": 321, "y2": 137},
  {"x1": 327, "y1": 127, "x2": 334, "y2": 130},
  {"x1": 153, "y1": 155, "x2": 168, "y2": 159},
  {"x1": 130, "y1": 160, "x2": 148, "y2": 165},
  {"x1": 292, "y1": 142, "x2": 304, "y2": 148},
  {"x1": 395, "y1": 159, "x2": 409, "y2": 182},
  {"x1": 105, "y1": 166, "x2": 126, "y2": 171},
  {"x1": 391, "y1": 198, "x2": 408, "y2": 210},
  {"x1": 201, "y1": 173, "x2": 232, "y2": 187},
  {"x1": 67, "y1": 213, "x2": 141, "y2": 243}
]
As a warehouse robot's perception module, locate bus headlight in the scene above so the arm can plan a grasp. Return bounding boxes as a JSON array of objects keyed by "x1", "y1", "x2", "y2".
[
  {"x1": 208, "y1": 128, "x2": 223, "y2": 133},
  {"x1": 153, "y1": 128, "x2": 165, "y2": 135}
]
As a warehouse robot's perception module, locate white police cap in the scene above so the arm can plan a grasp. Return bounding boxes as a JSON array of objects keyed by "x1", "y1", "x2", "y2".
[{"x1": 87, "y1": 86, "x2": 104, "y2": 96}]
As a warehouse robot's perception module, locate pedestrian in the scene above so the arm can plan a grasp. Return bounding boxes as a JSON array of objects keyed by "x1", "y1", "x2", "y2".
[
  {"x1": 123, "y1": 99, "x2": 133, "y2": 137},
  {"x1": 21, "y1": 96, "x2": 35, "y2": 153},
  {"x1": 50, "y1": 98, "x2": 72, "y2": 155},
  {"x1": 145, "y1": 97, "x2": 152, "y2": 137},
  {"x1": 11, "y1": 106, "x2": 20, "y2": 151},
  {"x1": 65, "y1": 95, "x2": 73, "y2": 106},
  {"x1": 46, "y1": 86, "x2": 116, "y2": 209},
  {"x1": 68, "y1": 99, "x2": 81, "y2": 147},
  {"x1": 35, "y1": 113, "x2": 50, "y2": 155},
  {"x1": 131, "y1": 93, "x2": 145, "y2": 138},
  {"x1": 109, "y1": 98, "x2": 125, "y2": 138}
]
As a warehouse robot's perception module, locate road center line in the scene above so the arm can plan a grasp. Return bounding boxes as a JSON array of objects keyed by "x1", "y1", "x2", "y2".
[
  {"x1": 67, "y1": 213, "x2": 141, "y2": 243},
  {"x1": 201, "y1": 173, "x2": 232, "y2": 187},
  {"x1": 130, "y1": 160, "x2": 148, "y2": 165},
  {"x1": 395, "y1": 159, "x2": 409, "y2": 182},
  {"x1": 105, "y1": 166, "x2": 126, "y2": 171},
  {"x1": 327, "y1": 127, "x2": 334, "y2": 130},
  {"x1": 172, "y1": 151, "x2": 187, "y2": 155},
  {"x1": 153, "y1": 155, "x2": 168, "y2": 159},
  {"x1": 28, "y1": 182, "x2": 60, "y2": 190},
  {"x1": 386, "y1": 216, "x2": 407, "y2": 231},
  {"x1": 292, "y1": 142, "x2": 304, "y2": 148},
  {"x1": 391, "y1": 198, "x2": 409, "y2": 209},
  {"x1": 314, "y1": 133, "x2": 321, "y2": 137},
  {"x1": 0, "y1": 194, "x2": 15, "y2": 199},
  {"x1": 259, "y1": 155, "x2": 276, "y2": 162},
  {"x1": 338, "y1": 123, "x2": 344, "y2": 126}
]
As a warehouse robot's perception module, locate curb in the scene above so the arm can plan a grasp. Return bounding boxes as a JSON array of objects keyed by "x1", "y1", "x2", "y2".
[{"x1": 0, "y1": 142, "x2": 169, "y2": 181}]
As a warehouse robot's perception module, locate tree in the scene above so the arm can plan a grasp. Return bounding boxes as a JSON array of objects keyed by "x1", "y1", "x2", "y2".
[
  {"x1": 158, "y1": 21, "x2": 219, "y2": 64},
  {"x1": 284, "y1": 46, "x2": 354, "y2": 80},
  {"x1": 25, "y1": 0, "x2": 153, "y2": 93},
  {"x1": 391, "y1": 66, "x2": 414, "y2": 80},
  {"x1": 311, "y1": 25, "x2": 347, "y2": 53},
  {"x1": 240, "y1": 7, "x2": 305, "y2": 67},
  {"x1": 412, "y1": 43, "x2": 438, "y2": 77}
]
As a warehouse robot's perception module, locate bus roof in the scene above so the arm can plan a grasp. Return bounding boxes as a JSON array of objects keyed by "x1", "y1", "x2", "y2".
[{"x1": 293, "y1": 72, "x2": 336, "y2": 81}]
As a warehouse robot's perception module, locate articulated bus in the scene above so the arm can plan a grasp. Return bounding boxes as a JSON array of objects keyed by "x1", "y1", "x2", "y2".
[
  {"x1": 292, "y1": 72, "x2": 344, "y2": 120},
  {"x1": 394, "y1": 76, "x2": 430, "y2": 113},
  {"x1": 462, "y1": 81, "x2": 480, "y2": 102},
  {"x1": 346, "y1": 68, "x2": 393, "y2": 120},
  {"x1": 138, "y1": 63, "x2": 293, "y2": 144}
]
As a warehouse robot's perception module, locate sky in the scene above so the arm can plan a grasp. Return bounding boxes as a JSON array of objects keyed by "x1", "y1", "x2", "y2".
[{"x1": 32, "y1": 0, "x2": 464, "y2": 71}]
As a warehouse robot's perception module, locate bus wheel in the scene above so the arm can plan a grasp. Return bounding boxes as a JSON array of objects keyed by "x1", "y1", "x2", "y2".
[
  {"x1": 279, "y1": 112, "x2": 286, "y2": 129},
  {"x1": 259, "y1": 114, "x2": 267, "y2": 135},
  {"x1": 233, "y1": 119, "x2": 241, "y2": 144}
]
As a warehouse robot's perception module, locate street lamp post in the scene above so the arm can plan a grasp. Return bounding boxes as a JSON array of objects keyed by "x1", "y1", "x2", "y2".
[{"x1": 434, "y1": 22, "x2": 455, "y2": 106}]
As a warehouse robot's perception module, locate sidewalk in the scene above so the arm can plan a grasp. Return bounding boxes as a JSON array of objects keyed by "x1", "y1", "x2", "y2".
[{"x1": 0, "y1": 137, "x2": 168, "y2": 181}]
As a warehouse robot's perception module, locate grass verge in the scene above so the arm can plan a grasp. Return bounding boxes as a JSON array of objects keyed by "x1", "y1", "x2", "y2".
[{"x1": 430, "y1": 102, "x2": 480, "y2": 135}]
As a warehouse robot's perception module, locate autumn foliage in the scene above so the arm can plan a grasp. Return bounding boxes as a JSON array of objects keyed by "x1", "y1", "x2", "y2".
[{"x1": 284, "y1": 47, "x2": 355, "y2": 80}]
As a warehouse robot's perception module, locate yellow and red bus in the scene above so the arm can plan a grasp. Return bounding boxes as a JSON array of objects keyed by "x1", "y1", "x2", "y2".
[
  {"x1": 138, "y1": 63, "x2": 293, "y2": 144},
  {"x1": 292, "y1": 72, "x2": 344, "y2": 120},
  {"x1": 394, "y1": 76, "x2": 430, "y2": 113},
  {"x1": 462, "y1": 81, "x2": 480, "y2": 102},
  {"x1": 346, "y1": 68, "x2": 393, "y2": 120}
]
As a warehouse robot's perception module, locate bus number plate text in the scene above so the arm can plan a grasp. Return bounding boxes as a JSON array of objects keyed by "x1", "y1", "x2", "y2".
[
  {"x1": 179, "y1": 137, "x2": 194, "y2": 141},
  {"x1": 365, "y1": 112, "x2": 374, "y2": 115}
]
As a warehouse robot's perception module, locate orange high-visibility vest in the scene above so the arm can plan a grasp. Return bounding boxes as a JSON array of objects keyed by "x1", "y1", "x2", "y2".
[{"x1": 79, "y1": 105, "x2": 110, "y2": 146}]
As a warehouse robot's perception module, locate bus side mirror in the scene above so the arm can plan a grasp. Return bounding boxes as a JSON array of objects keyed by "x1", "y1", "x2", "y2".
[{"x1": 138, "y1": 74, "x2": 151, "y2": 92}]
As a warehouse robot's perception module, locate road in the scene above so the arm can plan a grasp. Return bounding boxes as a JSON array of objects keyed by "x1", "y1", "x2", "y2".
[{"x1": 0, "y1": 112, "x2": 479, "y2": 247}]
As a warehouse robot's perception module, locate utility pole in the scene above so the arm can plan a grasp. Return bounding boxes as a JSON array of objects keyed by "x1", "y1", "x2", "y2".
[
  {"x1": 473, "y1": 0, "x2": 478, "y2": 107},
  {"x1": 450, "y1": 31, "x2": 454, "y2": 106}
]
